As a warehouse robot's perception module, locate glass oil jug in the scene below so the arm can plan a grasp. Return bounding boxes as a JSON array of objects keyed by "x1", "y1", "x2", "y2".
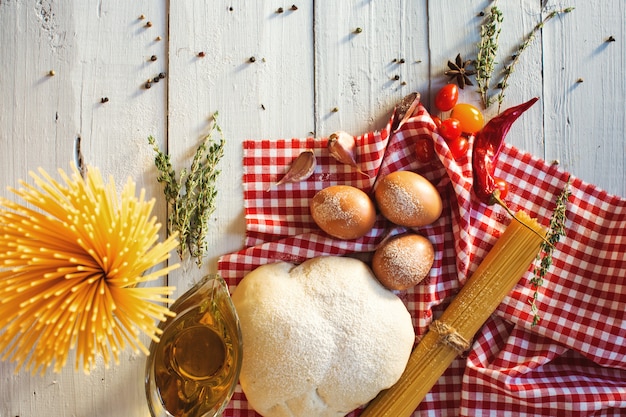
[{"x1": 145, "y1": 274, "x2": 242, "y2": 417}]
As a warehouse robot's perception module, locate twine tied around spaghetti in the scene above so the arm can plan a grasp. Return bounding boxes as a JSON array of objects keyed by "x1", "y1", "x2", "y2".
[{"x1": 429, "y1": 320, "x2": 470, "y2": 354}]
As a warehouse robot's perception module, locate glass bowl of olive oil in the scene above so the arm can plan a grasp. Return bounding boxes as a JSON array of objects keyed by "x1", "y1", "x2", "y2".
[{"x1": 145, "y1": 274, "x2": 242, "y2": 417}]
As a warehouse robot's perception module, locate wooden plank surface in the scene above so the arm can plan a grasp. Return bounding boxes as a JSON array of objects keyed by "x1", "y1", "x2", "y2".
[{"x1": 0, "y1": 0, "x2": 624, "y2": 416}]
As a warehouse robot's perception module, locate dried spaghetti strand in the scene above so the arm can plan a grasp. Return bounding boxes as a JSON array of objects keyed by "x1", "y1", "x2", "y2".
[{"x1": 0, "y1": 165, "x2": 180, "y2": 375}]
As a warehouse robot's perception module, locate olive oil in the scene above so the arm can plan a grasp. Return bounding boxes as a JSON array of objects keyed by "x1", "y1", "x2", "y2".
[{"x1": 146, "y1": 275, "x2": 242, "y2": 417}]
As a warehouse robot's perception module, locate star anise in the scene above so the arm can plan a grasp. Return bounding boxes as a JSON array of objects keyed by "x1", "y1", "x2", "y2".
[{"x1": 444, "y1": 53, "x2": 476, "y2": 89}]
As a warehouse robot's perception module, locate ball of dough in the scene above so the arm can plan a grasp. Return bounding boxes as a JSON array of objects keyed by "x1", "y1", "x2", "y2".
[
  {"x1": 231, "y1": 256, "x2": 415, "y2": 417},
  {"x1": 372, "y1": 233, "x2": 435, "y2": 290},
  {"x1": 374, "y1": 170, "x2": 442, "y2": 227},
  {"x1": 310, "y1": 185, "x2": 376, "y2": 240}
]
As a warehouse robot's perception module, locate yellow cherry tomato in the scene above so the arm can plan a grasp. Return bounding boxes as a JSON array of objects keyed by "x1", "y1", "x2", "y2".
[{"x1": 450, "y1": 103, "x2": 484, "y2": 134}]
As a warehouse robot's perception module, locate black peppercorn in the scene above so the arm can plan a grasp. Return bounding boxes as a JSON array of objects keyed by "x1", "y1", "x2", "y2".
[
  {"x1": 198, "y1": 51, "x2": 205, "y2": 57},
  {"x1": 158, "y1": 72, "x2": 166, "y2": 79},
  {"x1": 150, "y1": 55, "x2": 157, "y2": 61}
]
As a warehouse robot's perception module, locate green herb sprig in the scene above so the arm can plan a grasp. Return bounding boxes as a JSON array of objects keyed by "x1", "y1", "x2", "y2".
[
  {"x1": 495, "y1": 7, "x2": 574, "y2": 112},
  {"x1": 475, "y1": 4, "x2": 504, "y2": 109},
  {"x1": 529, "y1": 176, "x2": 571, "y2": 326},
  {"x1": 148, "y1": 112, "x2": 226, "y2": 266}
]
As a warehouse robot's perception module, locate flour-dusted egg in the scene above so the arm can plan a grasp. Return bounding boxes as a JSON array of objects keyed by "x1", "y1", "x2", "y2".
[
  {"x1": 374, "y1": 171, "x2": 442, "y2": 227},
  {"x1": 372, "y1": 233, "x2": 435, "y2": 290},
  {"x1": 310, "y1": 185, "x2": 376, "y2": 240}
]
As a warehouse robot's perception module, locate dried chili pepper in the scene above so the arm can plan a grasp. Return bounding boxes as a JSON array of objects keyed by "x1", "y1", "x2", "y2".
[{"x1": 472, "y1": 97, "x2": 538, "y2": 204}]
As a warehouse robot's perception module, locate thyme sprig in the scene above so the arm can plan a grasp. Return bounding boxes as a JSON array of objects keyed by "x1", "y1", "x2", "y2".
[
  {"x1": 529, "y1": 176, "x2": 571, "y2": 326},
  {"x1": 495, "y1": 7, "x2": 575, "y2": 112},
  {"x1": 475, "y1": 4, "x2": 503, "y2": 109},
  {"x1": 148, "y1": 112, "x2": 226, "y2": 266}
]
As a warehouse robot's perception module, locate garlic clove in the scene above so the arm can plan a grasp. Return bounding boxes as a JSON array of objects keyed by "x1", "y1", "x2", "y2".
[
  {"x1": 267, "y1": 149, "x2": 317, "y2": 191},
  {"x1": 327, "y1": 131, "x2": 370, "y2": 178}
]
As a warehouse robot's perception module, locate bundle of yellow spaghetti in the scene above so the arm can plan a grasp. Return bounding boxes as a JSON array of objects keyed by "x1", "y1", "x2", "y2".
[
  {"x1": 0, "y1": 165, "x2": 180, "y2": 375},
  {"x1": 361, "y1": 211, "x2": 547, "y2": 417}
]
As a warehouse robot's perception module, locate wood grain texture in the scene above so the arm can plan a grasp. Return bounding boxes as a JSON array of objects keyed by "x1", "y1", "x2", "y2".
[{"x1": 0, "y1": 0, "x2": 623, "y2": 416}]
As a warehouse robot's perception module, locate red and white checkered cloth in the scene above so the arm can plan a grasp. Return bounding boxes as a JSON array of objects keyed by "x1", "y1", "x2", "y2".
[{"x1": 218, "y1": 102, "x2": 626, "y2": 416}]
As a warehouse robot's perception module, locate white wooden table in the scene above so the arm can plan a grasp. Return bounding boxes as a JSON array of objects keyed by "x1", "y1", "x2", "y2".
[{"x1": 1, "y1": 1, "x2": 623, "y2": 416}]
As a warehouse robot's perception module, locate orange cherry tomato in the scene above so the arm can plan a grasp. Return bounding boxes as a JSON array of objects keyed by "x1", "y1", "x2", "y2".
[{"x1": 450, "y1": 103, "x2": 484, "y2": 134}]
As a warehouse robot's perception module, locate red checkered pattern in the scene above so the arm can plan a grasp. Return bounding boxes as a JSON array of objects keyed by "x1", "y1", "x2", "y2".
[{"x1": 218, "y1": 102, "x2": 626, "y2": 416}]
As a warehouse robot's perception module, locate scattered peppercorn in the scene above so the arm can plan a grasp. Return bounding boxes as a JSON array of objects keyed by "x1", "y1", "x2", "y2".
[
  {"x1": 331, "y1": 107, "x2": 339, "y2": 113},
  {"x1": 290, "y1": 5, "x2": 298, "y2": 10},
  {"x1": 276, "y1": 7, "x2": 284, "y2": 13},
  {"x1": 606, "y1": 35, "x2": 616, "y2": 42},
  {"x1": 576, "y1": 78, "x2": 584, "y2": 83},
  {"x1": 228, "y1": 6, "x2": 234, "y2": 11},
  {"x1": 198, "y1": 51, "x2": 205, "y2": 57},
  {"x1": 145, "y1": 21, "x2": 153, "y2": 27},
  {"x1": 155, "y1": 36, "x2": 162, "y2": 41},
  {"x1": 478, "y1": 11, "x2": 485, "y2": 17},
  {"x1": 153, "y1": 77, "x2": 160, "y2": 83},
  {"x1": 249, "y1": 56, "x2": 256, "y2": 63},
  {"x1": 398, "y1": 58, "x2": 406, "y2": 64},
  {"x1": 150, "y1": 55, "x2": 157, "y2": 61},
  {"x1": 393, "y1": 75, "x2": 400, "y2": 81},
  {"x1": 145, "y1": 81, "x2": 152, "y2": 89},
  {"x1": 48, "y1": 70, "x2": 55, "y2": 76},
  {"x1": 401, "y1": 81, "x2": 407, "y2": 86},
  {"x1": 158, "y1": 72, "x2": 166, "y2": 79},
  {"x1": 100, "y1": 97, "x2": 109, "y2": 103},
  {"x1": 139, "y1": 14, "x2": 145, "y2": 20},
  {"x1": 354, "y1": 27, "x2": 363, "y2": 34}
]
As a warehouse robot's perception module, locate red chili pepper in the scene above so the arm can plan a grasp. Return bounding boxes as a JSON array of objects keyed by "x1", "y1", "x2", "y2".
[{"x1": 472, "y1": 97, "x2": 539, "y2": 204}]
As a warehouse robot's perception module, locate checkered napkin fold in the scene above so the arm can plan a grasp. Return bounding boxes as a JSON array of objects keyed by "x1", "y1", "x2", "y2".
[{"x1": 218, "y1": 97, "x2": 626, "y2": 416}]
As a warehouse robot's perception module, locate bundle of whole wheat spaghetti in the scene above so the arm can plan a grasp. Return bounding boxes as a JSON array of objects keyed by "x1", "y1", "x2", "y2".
[{"x1": 0, "y1": 165, "x2": 179, "y2": 375}]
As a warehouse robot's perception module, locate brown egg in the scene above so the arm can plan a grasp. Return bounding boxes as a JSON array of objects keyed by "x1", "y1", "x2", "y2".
[
  {"x1": 374, "y1": 171, "x2": 442, "y2": 227},
  {"x1": 310, "y1": 185, "x2": 376, "y2": 240},
  {"x1": 372, "y1": 233, "x2": 434, "y2": 291}
]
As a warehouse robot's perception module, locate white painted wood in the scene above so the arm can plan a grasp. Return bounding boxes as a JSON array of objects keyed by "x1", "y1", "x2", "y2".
[
  {"x1": 542, "y1": 0, "x2": 625, "y2": 197},
  {"x1": 166, "y1": 0, "x2": 316, "y2": 294},
  {"x1": 0, "y1": 1, "x2": 168, "y2": 417},
  {"x1": 0, "y1": 0, "x2": 623, "y2": 416},
  {"x1": 314, "y1": 0, "x2": 431, "y2": 136}
]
